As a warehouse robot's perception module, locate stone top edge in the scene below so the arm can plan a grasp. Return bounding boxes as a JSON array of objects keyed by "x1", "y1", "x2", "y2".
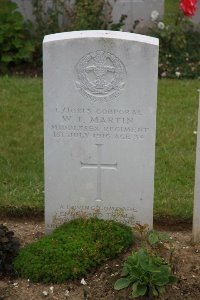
[{"x1": 43, "y1": 30, "x2": 159, "y2": 46}]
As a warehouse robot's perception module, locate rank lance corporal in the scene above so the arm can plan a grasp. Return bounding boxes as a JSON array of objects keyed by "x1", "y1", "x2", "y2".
[{"x1": 56, "y1": 107, "x2": 142, "y2": 115}]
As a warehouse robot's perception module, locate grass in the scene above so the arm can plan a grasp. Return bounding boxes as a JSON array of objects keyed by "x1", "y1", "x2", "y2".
[
  {"x1": 164, "y1": 0, "x2": 180, "y2": 24},
  {"x1": 0, "y1": 77, "x2": 199, "y2": 221},
  {"x1": 155, "y1": 79, "x2": 199, "y2": 220},
  {"x1": 0, "y1": 76, "x2": 43, "y2": 216}
]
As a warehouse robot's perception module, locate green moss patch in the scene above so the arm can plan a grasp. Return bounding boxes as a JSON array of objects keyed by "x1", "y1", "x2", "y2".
[{"x1": 14, "y1": 218, "x2": 134, "y2": 283}]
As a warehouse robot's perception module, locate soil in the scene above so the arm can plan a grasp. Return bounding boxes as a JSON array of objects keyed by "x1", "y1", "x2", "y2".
[{"x1": 0, "y1": 218, "x2": 200, "y2": 300}]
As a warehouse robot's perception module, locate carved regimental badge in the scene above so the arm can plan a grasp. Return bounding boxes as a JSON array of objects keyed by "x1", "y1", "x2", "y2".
[{"x1": 75, "y1": 50, "x2": 127, "y2": 101}]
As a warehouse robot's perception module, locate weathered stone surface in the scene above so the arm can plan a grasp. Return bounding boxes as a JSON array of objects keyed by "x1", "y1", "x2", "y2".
[
  {"x1": 191, "y1": 0, "x2": 200, "y2": 29},
  {"x1": 43, "y1": 31, "x2": 159, "y2": 233}
]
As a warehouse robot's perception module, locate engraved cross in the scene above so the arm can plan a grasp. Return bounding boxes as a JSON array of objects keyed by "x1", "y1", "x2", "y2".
[
  {"x1": 85, "y1": 51, "x2": 115, "y2": 88},
  {"x1": 80, "y1": 144, "x2": 117, "y2": 202}
]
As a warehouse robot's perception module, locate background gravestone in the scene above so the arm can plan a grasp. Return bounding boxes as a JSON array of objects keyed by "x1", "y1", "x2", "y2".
[
  {"x1": 13, "y1": 0, "x2": 165, "y2": 33},
  {"x1": 191, "y1": 0, "x2": 200, "y2": 29},
  {"x1": 13, "y1": 0, "x2": 36, "y2": 23},
  {"x1": 110, "y1": 0, "x2": 165, "y2": 32},
  {"x1": 12, "y1": 0, "x2": 200, "y2": 32},
  {"x1": 193, "y1": 90, "x2": 200, "y2": 242},
  {"x1": 43, "y1": 31, "x2": 159, "y2": 234}
]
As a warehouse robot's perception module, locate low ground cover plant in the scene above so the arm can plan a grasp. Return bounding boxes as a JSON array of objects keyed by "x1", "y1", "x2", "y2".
[
  {"x1": 114, "y1": 225, "x2": 176, "y2": 298},
  {"x1": 0, "y1": 224, "x2": 20, "y2": 276},
  {"x1": 14, "y1": 218, "x2": 134, "y2": 283},
  {"x1": 114, "y1": 248, "x2": 176, "y2": 298}
]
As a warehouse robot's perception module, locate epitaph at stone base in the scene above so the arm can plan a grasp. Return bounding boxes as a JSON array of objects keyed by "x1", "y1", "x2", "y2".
[{"x1": 43, "y1": 31, "x2": 159, "y2": 234}]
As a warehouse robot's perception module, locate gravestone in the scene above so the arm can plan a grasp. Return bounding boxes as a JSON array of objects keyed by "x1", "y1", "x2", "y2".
[
  {"x1": 193, "y1": 89, "x2": 200, "y2": 242},
  {"x1": 191, "y1": 0, "x2": 200, "y2": 29},
  {"x1": 43, "y1": 31, "x2": 159, "y2": 234},
  {"x1": 13, "y1": 0, "x2": 34, "y2": 22},
  {"x1": 14, "y1": 0, "x2": 164, "y2": 33},
  {"x1": 110, "y1": 0, "x2": 165, "y2": 32}
]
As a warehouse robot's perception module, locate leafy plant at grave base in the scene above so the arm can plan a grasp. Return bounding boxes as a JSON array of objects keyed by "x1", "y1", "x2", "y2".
[
  {"x1": 114, "y1": 225, "x2": 176, "y2": 298},
  {"x1": 0, "y1": 0, "x2": 35, "y2": 73},
  {"x1": 0, "y1": 224, "x2": 20, "y2": 275},
  {"x1": 114, "y1": 248, "x2": 176, "y2": 298},
  {"x1": 134, "y1": 224, "x2": 175, "y2": 268},
  {"x1": 149, "y1": 1, "x2": 200, "y2": 79},
  {"x1": 14, "y1": 218, "x2": 134, "y2": 283}
]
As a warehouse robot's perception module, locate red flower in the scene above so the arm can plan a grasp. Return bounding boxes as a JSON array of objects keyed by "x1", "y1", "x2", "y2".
[{"x1": 180, "y1": 0, "x2": 197, "y2": 17}]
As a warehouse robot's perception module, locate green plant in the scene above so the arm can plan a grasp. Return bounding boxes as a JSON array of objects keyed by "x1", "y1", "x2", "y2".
[
  {"x1": 72, "y1": 0, "x2": 107, "y2": 30},
  {"x1": 72, "y1": 0, "x2": 126, "y2": 31},
  {"x1": 114, "y1": 225, "x2": 176, "y2": 298},
  {"x1": 135, "y1": 224, "x2": 173, "y2": 246},
  {"x1": 114, "y1": 248, "x2": 176, "y2": 298},
  {"x1": 0, "y1": 0, "x2": 35, "y2": 73},
  {"x1": 32, "y1": 0, "x2": 74, "y2": 47},
  {"x1": 31, "y1": 0, "x2": 74, "y2": 66},
  {"x1": 134, "y1": 224, "x2": 175, "y2": 265},
  {"x1": 31, "y1": 0, "x2": 125, "y2": 67},
  {"x1": 14, "y1": 218, "x2": 134, "y2": 283},
  {"x1": 32, "y1": 0, "x2": 73, "y2": 34},
  {"x1": 147, "y1": 230, "x2": 172, "y2": 246},
  {"x1": 150, "y1": 8, "x2": 200, "y2": 79},
  {"x1": 0, "y1": 224, "x2": 20, "y2": 275}
]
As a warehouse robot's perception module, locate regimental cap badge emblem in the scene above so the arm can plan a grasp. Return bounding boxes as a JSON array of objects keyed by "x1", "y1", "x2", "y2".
[{"x1": 75, "y1": 50, "x2": 127, "y2": 102}]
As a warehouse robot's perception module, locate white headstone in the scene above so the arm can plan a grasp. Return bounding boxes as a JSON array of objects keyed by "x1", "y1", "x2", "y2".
[
  {"x1": 43, "y1": 31, "x2": 159, "y2": 234},
  {"x1": 13, "y1": 0, "x2": 36, "y2": 22},
  {"x1": 110, "y1": 0, "x2": 164, "y2": 32},
  {"x1": 191, "y1": 0, "x2": 200, "y2": 29},
  {"x1": 193, "y1": 89, "x2": 200, "y2": 242}
]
